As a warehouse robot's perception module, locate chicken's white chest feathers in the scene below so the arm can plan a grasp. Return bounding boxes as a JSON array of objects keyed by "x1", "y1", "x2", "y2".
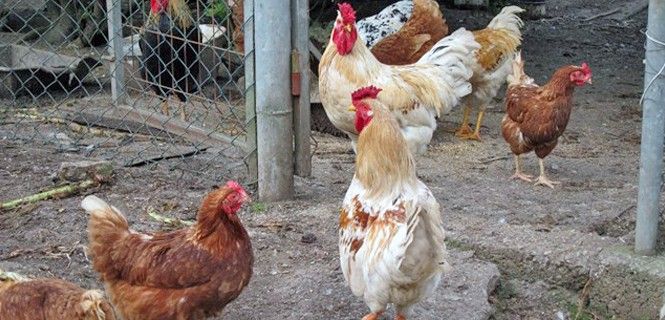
[{"x1": 338, "y1": 178, "x2": 448, "y2": 310}]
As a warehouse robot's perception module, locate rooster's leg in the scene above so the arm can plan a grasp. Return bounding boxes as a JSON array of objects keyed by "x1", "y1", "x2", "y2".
[
  {"x1": 510, "y1": 155, "x2": 533, "y2": 182},
  {"x1": 455, "y1": 104, "x2": 473, "y2": 137},
  {"x1": 161, "y1": 99, "x2": 170, "y2": 116},
  {"x1": 534, "y1": 158, "x2": 560, "y2": 189},
  {"x1": 362, "y1": 311, "x2": 384, "y2": 320},
  {"x1": 464, "y1": 109, "x2": 485, "y2": 141}
]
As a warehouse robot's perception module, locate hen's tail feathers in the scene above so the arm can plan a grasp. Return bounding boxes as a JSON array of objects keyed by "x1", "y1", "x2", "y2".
[
  {"x1": 506, "y1": 51, "x2": 535, "y2": 87},
  {"x1": 487, "y1": 6, "x2": 525, "y2": 36},
  {"x1": 82, "y1": 195, "x2": 130, "y2": 279},
  {"x1": 417, "y1": 28, "x2": 480, "y2": 115},
  {"x1": 79, "y1": 289, "x2": 113, "y2": 320}
]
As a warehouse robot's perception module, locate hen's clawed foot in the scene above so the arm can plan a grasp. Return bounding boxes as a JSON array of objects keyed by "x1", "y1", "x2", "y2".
[
  {"x1": 534, "y1": 175, "x2": 560, "y2": 189},
  {"x1": 510, "y1": 171, "x2": 533, "y2": 182},
  {"x1": 362, "y1": 311, "x2": 383, "y2": 320}
]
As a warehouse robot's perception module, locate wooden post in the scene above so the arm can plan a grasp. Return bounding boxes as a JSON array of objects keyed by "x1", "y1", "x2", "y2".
[
  {"x1": 105, "y1": 0, "x2": 126, "y2": 105},
  {"x1": 254, "y1": 0, "x2": 294, "y2": 201},
  {"x1": 291, "y1": 0, "x2": 311, "y2": 177},
  {"x1": 243, "y1": 0, "x2": 258, "y2": 184},
  {"x1": 635, "y1": 0, "x2": 665, "y2": 255}
]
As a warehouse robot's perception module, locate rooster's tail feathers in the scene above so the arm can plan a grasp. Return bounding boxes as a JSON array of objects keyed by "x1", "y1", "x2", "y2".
[
  {"x1": 487, "y1": 6, "x2": 525, "y2": 35},
  {"x1": 417, "y1": 28, "x2": 479, "y2": 115}
]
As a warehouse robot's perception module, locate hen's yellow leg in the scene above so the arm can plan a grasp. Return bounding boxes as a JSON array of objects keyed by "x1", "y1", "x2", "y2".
[
  {"x1": 534, "y1": 158, "x2": 560, "y2": 188},
  {"x1": 455, "y1": 104, "x2": 473, "y2": 137},
  {"x1": 510, "y1": 155, "x2": 533, "y2": 182}
]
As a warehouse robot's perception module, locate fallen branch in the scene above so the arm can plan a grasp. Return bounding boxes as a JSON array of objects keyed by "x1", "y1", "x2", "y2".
[
  {"x1": 1, "y1": 166, "x2": 112, "y2": 211},
  {"x1": 147, "y1": 208, "x2": 194, "y2": 227},
  {"x1": 582, "y1": 8, "x2": 620, "y2": 22},
  {"x1": 1, "y1": 179, "x2": 101, "y2": 211}
]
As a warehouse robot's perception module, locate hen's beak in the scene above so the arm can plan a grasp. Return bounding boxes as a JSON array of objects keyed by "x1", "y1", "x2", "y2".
[
  {"x1": 348, "y1": 104, "x2": 356, "y2": 112},
  {"x1": 345, "y1": 24, "x2": 353, "y2": 32},
  {"x1": 586, "y1": 78, "x2": 593, "y2": 85}
]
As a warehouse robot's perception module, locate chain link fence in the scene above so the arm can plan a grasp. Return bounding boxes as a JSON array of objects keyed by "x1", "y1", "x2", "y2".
[{"x1": 0, "y1": 0, "x2": 255, "y2": 185}]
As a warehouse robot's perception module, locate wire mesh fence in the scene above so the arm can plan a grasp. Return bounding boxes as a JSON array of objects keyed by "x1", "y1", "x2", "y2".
[{"x1": 0, "y1": 0, "x2": 256, "y2": 185}]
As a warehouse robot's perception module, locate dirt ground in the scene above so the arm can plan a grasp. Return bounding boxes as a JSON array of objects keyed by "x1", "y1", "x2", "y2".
[{"x1": 0, "y1": 0, "x2": 653, "y2": 319}]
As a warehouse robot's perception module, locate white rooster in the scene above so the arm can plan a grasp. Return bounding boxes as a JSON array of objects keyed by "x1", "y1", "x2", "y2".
[
  {"x1": 319, "y1": 2, "x2": 479, "y2": 155},
  {"x1": 339, "y1": 86, "x2": 449, "y2": 320}
]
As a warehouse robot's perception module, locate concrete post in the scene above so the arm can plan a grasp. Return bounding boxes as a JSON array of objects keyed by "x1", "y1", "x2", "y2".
[
  {"x1": 291, "y1": 0, "x2": 311, "y2": 177},
  {"x1": 254, "y1": 1, "x2": 294, "y2": 201},
  {"x1": 243, "y1": 0, "x2": 258, "y2": 184},
  {"x1": 635, "y1": 0, "x2": 665, "y2": 255},
  {"x1": 106, "y1": 0, "x2": 126, "y2": 105}
]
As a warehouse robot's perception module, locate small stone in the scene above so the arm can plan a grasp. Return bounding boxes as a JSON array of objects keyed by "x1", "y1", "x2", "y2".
[
  {"x1": 53, "y1": 160, "x2": 113, "y2": 183},
  {"x1": 301, "y1": 233, "x2": 317, "y2": 244}
]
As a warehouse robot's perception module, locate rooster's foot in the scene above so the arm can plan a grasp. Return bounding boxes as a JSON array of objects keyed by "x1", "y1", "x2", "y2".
[
  {"x1": 362, "y1": 311, "x2": 384, "y2": 320},
  {"x1": 455, "y1": 124, "x2": 473, "y2": 138},
  {"x1": 462, "y1": 132, "x2": 482, "y2": 141},
  {"x1": 534, "y1": 175, "x2": 560, "y2": 189}
]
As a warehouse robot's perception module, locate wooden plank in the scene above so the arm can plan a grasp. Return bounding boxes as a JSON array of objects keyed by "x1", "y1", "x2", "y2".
[
  {"x1": 58, "y1": 104, "x2": 246, "y2": 149},
  {"x1": 117, "y1": 105, "x2": 247, "y2": 149}
]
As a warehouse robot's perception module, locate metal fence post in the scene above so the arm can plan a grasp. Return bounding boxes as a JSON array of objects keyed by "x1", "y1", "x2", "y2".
[
  {"x1": 254, "y1": 1, "x2": 294, "y2": 201},
  {"x1": 106, "y1": 0, "x2": 126, "y2": 105},
  {"x1": 635, "y1": 0, "x2": 665, "y2": 255},
  {"x1": 244, "y1": 0, "x2": 258, "y2": 185},
  {"x1": 291, "y1": 0, "x2": 312, "y2": 177}
]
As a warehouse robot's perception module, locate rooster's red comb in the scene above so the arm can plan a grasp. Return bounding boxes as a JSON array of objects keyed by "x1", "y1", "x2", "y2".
[
  {"x1": 337, "y1": 3, "x2": 356, "y2": 24},
  {"x1": 351, "y1": 86, "x2": 382, "y2": 101}
]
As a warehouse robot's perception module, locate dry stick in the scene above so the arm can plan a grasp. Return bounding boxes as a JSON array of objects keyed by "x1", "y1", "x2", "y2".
[
  {"x1": 0, "y1": 179, "x2": 101, "y2": 211},
  {"x1": 147, "y1": 208, "x2": 194, "y2": 227},
  {"x1": 582, "y1": 8, "x2": 620, "y2": 22}
]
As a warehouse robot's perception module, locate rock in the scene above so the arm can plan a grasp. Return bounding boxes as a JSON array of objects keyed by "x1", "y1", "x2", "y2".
[
  {"x1": 301, "y1": 233, "x2": 317, "y2": 244},
  {"x1": 52, "y1": 160, "x2": 114, "y2": 183}
]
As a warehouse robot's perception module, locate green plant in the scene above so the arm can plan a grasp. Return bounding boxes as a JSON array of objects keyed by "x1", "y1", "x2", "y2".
[
  {"x1": 205, "y1": 0, "x2": 230, "y2": 20},
  {"x1": 250, "y1": 202, "x2": 266, "y2": 213}
]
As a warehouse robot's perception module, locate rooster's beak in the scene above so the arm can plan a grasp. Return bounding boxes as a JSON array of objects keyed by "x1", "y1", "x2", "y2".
[
  {"x1": 586, "y1": 78, "x2": 593, "y2": 85},
  {"x1": 345, "y1": 24, "x2": 353, "y2": 32},
  {"x1": 348, "y1": 104, "x2": 356, "y2": 112}
]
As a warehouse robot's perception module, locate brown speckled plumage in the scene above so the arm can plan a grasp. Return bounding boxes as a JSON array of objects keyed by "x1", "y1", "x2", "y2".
[
  {"x1": 0, "y1": 276, "x2": 115, "y2": 320},
  {"x1": 502, "y1": 65, "x2": 589, "y2": 159},
  {"x1": 369, "y1": 0, "x2": 448, "y2": 65},
  {"x1": 86, "y1": 185, "x2": 253, "y2": 320}
]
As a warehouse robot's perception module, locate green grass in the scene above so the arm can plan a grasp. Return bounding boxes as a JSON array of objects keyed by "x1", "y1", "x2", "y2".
[
  {"x1": 250, "y1": 202, "x2": 266, "y2": 213},
  {"x1": 205, "y1": 0, "x2": 230, "y2": 21}
]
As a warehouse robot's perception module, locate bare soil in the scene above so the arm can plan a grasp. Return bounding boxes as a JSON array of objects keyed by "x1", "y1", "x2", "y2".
[{"x1": 0, "y1": 0, "x2": 653, "y2": 319}]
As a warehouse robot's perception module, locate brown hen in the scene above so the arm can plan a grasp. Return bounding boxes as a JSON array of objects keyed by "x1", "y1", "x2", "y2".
[
  {"x1": 501, "y1": 53, "x2": 592, "y2": 188},
  {"x1": 82, "y1": 181, "x2": 253, "y2": 320},
  {"x1": 0, "y1": 270, "x2": 115, "y2": 320},
  {"x1": 368, "y1": 0, "x2": 448, "y2": 65}
]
